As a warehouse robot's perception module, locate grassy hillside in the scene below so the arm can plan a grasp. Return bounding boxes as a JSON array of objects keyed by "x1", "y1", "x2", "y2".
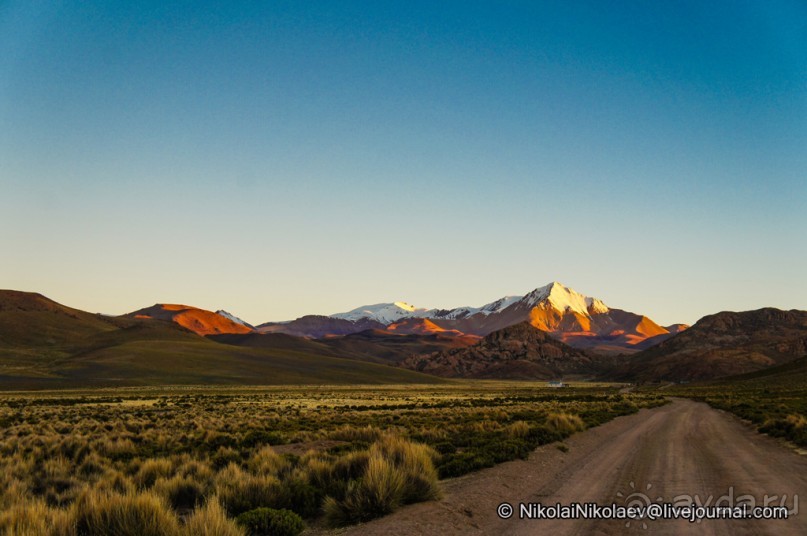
[
  {"x1": 0, "y1": 291, "x2": 444, "y2": 388},
  {"x1": 0, "y1": 290, "x2": 123, "y2": 360}
]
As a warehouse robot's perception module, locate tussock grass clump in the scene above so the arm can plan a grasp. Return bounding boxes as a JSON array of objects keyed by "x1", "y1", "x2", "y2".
[
  {"x1": 0, "y1": 479, "x2": 30, "y2": 511},
  {"x1": 323, "y1": 435, "x2": 441, "y2": 526},
  {"x1": 94, "y1": 470, "x2": 135, "y2": 496},
  {"x1": 76, "y1": 454, "x2": 105, "y2": 479},
  {"x1": 134, "y1": 458, "x2": 174, "y2": 488},
  {"x1": 506, "y1": 421, "x2": 531, "y2": 439},
  {"x1": 304, "y1": 451, "x2": 369, "y2": 500},
  {"x1": 70, "y1": 490, "x2": 180, "y2": 536},
  {"x1": 0, "y1": 500, "x2": 63, "y2": 536},
  {"x1": 153, "y1": 475, "x2": 207, "y2": 512},
  {"x1": 175, "y1": 459, "x2": 215, "y2": 487},
  {"x1": 247, "y1": 446, "x2": 288, "y2": 476},
  {"x1": 786, "y1": 414, "x2": 807, "y2": 429},
  {"x1": 211, "y1": 447, "x2": 240, "y2": 469},
  {"x1": 181, "y1": 499, "x2": 245, "y2": 536},
  {"x1": 99, "y1": 438, "x2": 137, "y2": 461},
  {"x1": 323, "y1": 455, "x2": 405, "y2": 526},
  {"x1": 216, "y1": 464, "x2": 282, "y2": 517},
  {"x1": 370, "y1": 434, "x2": 441, "y2": 504},
  {"x1": 545, "y1": 412, "x2": 586, "y2": 434}
]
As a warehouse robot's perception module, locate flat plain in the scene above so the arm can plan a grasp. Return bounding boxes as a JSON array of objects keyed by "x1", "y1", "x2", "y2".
[{"x1": 0, "y1": 382, "x2": 665, "y2": 535}]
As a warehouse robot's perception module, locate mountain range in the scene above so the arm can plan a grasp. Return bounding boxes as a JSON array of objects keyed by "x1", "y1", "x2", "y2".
[
  {"x1": 258, "y1": 282, "x2": 686, "y2": 354},
  {"x1": 1, "y1": 283, "x2": 805, "y2": 387}
]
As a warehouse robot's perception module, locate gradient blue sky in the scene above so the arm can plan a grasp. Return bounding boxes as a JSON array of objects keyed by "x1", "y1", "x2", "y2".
[{"x1": 1, "y1": 1, "x2": 805, "y2": 326}]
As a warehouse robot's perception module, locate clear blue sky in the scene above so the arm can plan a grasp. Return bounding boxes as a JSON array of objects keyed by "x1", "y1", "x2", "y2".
[{"x1": 1, "y1": 1, "x2": 805, "y2": 326}]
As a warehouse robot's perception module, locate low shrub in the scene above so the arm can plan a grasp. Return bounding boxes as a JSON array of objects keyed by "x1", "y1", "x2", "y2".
[{"x1": 235, "y1": 507, "x2": 304, "y2": 536}]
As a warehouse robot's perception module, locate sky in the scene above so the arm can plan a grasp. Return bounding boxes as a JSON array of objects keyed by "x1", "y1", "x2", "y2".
[{"x1": 1, "y1": 1, "x2": 805, "y2": 326}]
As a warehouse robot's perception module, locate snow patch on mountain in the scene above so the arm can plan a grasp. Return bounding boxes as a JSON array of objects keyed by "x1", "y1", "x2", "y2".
[
  {"x1": 331, "y1": 302, "x2": 430, "y2": 324},
  {"x1": 216, "y1": 310, "x2": 254, "y2": 328},
  {"x1": 479, "y1": 295, "x2": 523, "y2": 315}
]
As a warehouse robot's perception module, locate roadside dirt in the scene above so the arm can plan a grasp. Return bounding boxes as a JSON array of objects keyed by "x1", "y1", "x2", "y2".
[{"x1": 310, "y1": 399, "x2": 807, "y2": 535}]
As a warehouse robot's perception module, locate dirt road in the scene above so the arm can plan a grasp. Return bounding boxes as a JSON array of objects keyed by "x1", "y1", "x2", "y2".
[{"x1": 318, "y1": 399, "x2": 807, "y2": 535}]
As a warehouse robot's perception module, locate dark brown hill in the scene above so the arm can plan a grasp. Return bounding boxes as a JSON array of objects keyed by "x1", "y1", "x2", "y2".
[
  {"x1": 402, "y1": 322, "x2": 605, "y2": 379},
  {"x1": 256, "y1": 315, "x2": 385, "y2": 338},
  {"x1": 612, "y1": 308, "x2": 807, "y2": 382},
  {"x1": 0, "y1": 290, "x2": 122, "y2": 351},
  {"x1": 324, "y1": 329, "x2": 479, "y2": 364}
]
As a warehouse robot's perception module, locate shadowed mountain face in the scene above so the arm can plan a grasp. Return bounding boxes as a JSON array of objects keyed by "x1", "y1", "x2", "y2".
[
  {"x1": 323, "y1": 328, "x2": 479, "y2": 364},
  {"x1": 258, "y1": 282, "x2": 686, "y2": 354},
  {"x1": 402, "y1": 322, "x2": 614, "y2": 380},
  {"x1": 0, "y1": 290, "x2": 127, "y2": 351},
  {"x1": 611, "y1": 308, "x2": 807, "y2": 382},
  {"x1": 257, "y1": 315, "x2": 385, "y2": 338}
]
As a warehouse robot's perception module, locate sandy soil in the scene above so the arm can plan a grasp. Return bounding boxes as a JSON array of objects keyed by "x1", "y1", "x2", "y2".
[{"x1": 310, "y1": 399, "x2": 807, "y2": 535}]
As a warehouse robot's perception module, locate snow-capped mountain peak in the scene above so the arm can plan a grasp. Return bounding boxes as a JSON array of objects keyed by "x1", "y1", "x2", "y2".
[
  {"x1": 215, "y1": 310, "x2": 253, "y2": 328},
  {"x1": 331, "y1": 302, "x2": 429, "y2": 324},
  {"x1": 523, "y1": 282, "x2": 609, "y2": 315},
  {"x1": 328, "y1": 282, "x2": 610, "y2": 324},
  {"x1": 392, "y1": 301, "x2": 416, "y2": 312}
]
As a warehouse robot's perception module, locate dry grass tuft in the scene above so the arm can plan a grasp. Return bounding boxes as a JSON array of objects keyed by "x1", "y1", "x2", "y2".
[
  {"x1": 323, "y1": 435, "x2": 441, "y2": 526},
  {"x1": 216, "y1": 464, "x2": 282, "y2": 517},
  {"x1": 134, "y1": 459, "x2": 174, "y2": 489},
  {"x1": 70, "y1": 490, "x2": 180, "y2": 536},
  {"x1": 247, "y1": 446, "x2": 287, "y2": 476},
  {"x1": 545, "y1": 412, "x2": 586, "y2": 434},
  {"x1": 181, "y1": 498, "x2": 245, "y2": 536}
]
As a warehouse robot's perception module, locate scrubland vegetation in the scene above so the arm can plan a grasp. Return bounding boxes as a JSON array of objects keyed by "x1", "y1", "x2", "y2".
[
  {"x1": 0, "y1": 383, "x2": 665, "y2": 535},
  {"x1": 671, "y1": 362, "x2": 807, "y2": 448}
]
